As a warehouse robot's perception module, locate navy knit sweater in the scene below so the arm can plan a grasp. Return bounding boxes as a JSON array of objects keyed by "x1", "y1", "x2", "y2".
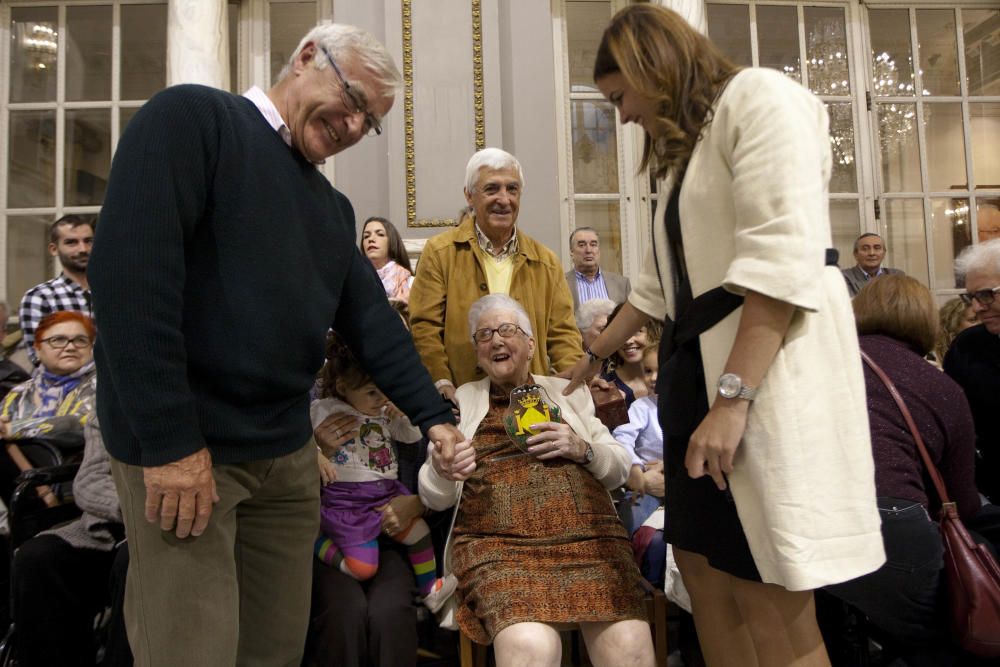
[{"x1": 90, "y1": 85, "x2": 452, "y2": 466}]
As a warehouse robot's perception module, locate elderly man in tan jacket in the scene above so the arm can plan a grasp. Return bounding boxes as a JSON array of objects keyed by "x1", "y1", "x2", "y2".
[{"x1": 409, "y1": 148, "x2": 582, "y2": 400}]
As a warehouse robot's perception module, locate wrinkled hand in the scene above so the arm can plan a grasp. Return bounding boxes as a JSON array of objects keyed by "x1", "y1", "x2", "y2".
[
  {"x1": 314, "y1": 413, "x2": 361, "y2": 457},
  {"x1": 317, "y1": 450, "x2": 336, "y2": 485},
  {"x1": 562, "y1": 356, "x2": 603, "y2": 395},
  {"x1": 643, "y1": 461, "x2": 665, "y2": 497},
  {"x1": 429, "y1": 438, "x2": 476, "y2": 481},
  {"x1": 685, "y1": 401, "x2": 748, "y2": 491},
  {"x1": 143, "y1": 448, "x2": 219, "y2": 539},
  {"x1": 427, "y1": 423, "x2": 465, "y2": 473},
  {"x1": 376, "y1": 495, "x2": 424, "y2": 537},
  {"x1": 526, "y1": 422, "x2": 588, "y2": 463},
  {"x1": 626, "y1": 464, "x2": 645, "y2": 501}
]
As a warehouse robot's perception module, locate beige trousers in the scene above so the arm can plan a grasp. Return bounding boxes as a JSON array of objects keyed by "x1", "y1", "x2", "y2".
[{"x1": 111, "y1": 441, "x2": 320, "y2": 667}]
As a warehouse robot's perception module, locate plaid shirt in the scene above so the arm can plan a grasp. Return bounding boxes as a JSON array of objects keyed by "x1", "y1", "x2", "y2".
[
  {"x1": 474, "y1": 222, "x2": 519, "y2": 261},
  {"x1": 19, "y1": 274, "x2": 92, "y2": 365}
]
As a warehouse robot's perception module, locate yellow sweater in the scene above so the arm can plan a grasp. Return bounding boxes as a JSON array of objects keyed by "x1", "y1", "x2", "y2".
[{"x1": 409, "y1": 218, "x2": 582, "y2": 386}]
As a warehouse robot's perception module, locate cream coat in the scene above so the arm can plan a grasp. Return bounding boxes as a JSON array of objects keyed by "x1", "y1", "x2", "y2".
[
  {"x1": 418, "y1": 375, "x2": 631, "y2": 571},
  {"x1": 628, "y1": 68, "x2": 884, "y2": 591}
]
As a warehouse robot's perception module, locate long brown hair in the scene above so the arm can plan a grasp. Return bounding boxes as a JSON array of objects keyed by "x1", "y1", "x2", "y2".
[
  {"x1": 360, "y1": 217, "x2": 411, "y2": 269},
  {"x1": 593, "y1": 4, "x2": 740, "y2": 179}
]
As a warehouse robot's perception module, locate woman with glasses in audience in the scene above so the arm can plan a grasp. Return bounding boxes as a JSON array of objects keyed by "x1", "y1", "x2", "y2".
[
  {"x1": 0, "y1": 311, "x2": 97, "y2": 504},
  {"x1": 360, "y1": 216, "x2": 413, "y2": 305},
  {"x1": 419, "y1": 294, "x2": 655, "y2": 667},
  {"x1": 944, "y1": 238, "x2": 1000, "y2": 504}
]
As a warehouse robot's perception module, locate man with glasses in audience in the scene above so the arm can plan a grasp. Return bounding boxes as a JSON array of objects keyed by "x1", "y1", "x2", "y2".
[
  {"x1": 944, "y1": 238, "x2": 1000, "y2": 503},
  {"x1": 89, "y1": 22, "x2": 465, "y2": 666},
  {"x1": 19, "y1": 215, "x2": 94, "y2": 366}
]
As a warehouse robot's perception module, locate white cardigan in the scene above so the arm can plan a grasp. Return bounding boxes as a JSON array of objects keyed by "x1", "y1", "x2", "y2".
[
  {"x1": 628, "y1": 68, "x2": 884, "y2": 591},
  {"x1": 418, "y1": 376, "x2": 631, "y2": 568}
]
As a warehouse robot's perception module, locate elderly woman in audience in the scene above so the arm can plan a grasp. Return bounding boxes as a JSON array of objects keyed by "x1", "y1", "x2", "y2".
[
  {"x1": 419, "y1": 294, "x2": 654, "y2": 667},
  {"x1": 944, "y1": 238, "x2": 1000, "y2": 503},
  {"x1": 10, "y1": 414, "x2": 131, "y2": 667},
  {"x1": 826, "y1": 275, "x2": 981, "y2": 663},
  {"x1": 0, "y1": 311, "x2": 97, "y2": 504},
  {"x1": 935, "y1": 297, "x2": 977, "y2": 364},
  {"x1": 576, "y1": 298, "x2": 616, "y2": 351},
  {"x1": 361, "y1": 216, "x2": 413, "y2": 305}
]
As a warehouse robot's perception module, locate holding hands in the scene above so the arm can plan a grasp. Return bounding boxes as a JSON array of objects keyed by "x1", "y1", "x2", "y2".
[
  {"x1": 526, "y1": 422, "x2": 590, "y2": 464},
  {"x1": 428, "y1": 423, "x2": 476, "y2": 481}
]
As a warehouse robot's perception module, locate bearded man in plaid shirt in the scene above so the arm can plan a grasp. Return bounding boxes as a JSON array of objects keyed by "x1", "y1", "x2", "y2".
[{"x1": 18, "y1": 215, "x2": 94, "y2": 366}]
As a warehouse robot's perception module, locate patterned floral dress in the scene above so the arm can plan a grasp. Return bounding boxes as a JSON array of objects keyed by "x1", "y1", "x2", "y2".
[{"x1": 451, "y1": 384, "x2": 646, "y2": 644}]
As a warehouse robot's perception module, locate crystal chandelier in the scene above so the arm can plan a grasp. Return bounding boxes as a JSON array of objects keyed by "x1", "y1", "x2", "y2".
[{"x1": 18, "y1": 23, "x2": 58, "y2": 71}]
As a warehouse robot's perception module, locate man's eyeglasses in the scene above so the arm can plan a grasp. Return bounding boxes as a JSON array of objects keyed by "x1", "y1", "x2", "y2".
[
  {"x1": 40, "y1": 335, "x2": 93, "y2": 350},
  {"x1": 318, "y1": 45, "x2": 381, "y2": 137},
  {"x1": 472, "y1": 323, "x2": 527, "y2": 344},
  {"x1": 959, "y1": 286, "x2": 1000, "y2": 307}
]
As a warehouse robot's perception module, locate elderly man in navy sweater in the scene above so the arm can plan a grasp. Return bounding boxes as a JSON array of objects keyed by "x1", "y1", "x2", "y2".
[{"x1": 89, "y1": 22, "x2": 470, "y2": 667}]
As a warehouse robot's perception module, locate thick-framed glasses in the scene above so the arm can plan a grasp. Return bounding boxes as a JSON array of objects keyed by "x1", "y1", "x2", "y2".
[
  {"x1": 959, "y1": 285, "x2": 1000, "y2": 307},
  {"x1": 40, "y1": 335, "x2": 93, "y2": 349},
  {"x1": 318, "y1": 45, "x2": 381, "y2": 137},
  {"x1": 472, "y1": 322, "x2": 526, "y2": 344}
]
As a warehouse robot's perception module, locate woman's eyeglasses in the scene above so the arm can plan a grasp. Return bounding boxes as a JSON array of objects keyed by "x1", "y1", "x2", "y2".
[
  {"x1": 959, "y1": 286, "x2": 1000, "y2": 307},
  {"x1": 472, "y1": 323, "x2": 526, "y2": 344},
  {"x1": 40, "y1": 335, "x2": 93, "y2": 349}
]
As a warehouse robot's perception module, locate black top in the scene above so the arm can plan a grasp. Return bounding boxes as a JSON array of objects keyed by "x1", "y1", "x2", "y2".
[
  {"x1": 944, "y1": 324, "x2": 1000, "y2": 502},
  {"x1": 861, "y1": 335, "x2": 979, "y2": 520},
  {"x1": 90, "y1": 84, "x2": 452, "y2": 466}
]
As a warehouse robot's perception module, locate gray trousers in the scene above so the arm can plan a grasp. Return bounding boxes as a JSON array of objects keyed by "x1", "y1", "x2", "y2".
[{"x1": 111, "y1": 441, "x2": 320, "y2": 667}]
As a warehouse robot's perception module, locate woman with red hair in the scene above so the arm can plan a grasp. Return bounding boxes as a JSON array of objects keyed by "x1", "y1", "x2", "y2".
[{"x1": 0, "y1": 311, "x2": 97, "y2": 502}]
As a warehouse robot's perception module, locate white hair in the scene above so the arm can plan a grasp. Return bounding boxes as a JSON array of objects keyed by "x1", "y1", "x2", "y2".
[
  {"x1": 278, "y1": 22, "x2": 402, "y2": 100},
  {"x1": 575, "y1": 298, "x2": 616, "y2": 332},
  {"x1": 464, "y1": 148, "x2": 524, "y2": 194},
  {"x1": 467, "y1": 294, "x2": 533, "y2": 340},
  {"x1": 954, "y1": 238, "x2": 1000, "y2": 282}
]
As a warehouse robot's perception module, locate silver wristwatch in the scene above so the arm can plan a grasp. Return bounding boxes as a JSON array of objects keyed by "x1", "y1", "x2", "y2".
[{"x1": 717, "y1": 373, "x2": 758, "y2": 401}]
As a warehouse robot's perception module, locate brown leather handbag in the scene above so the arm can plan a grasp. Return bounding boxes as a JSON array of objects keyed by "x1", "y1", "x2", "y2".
[{"x1": 862, "y1": 350, "x2": 1000, "y2": 657}]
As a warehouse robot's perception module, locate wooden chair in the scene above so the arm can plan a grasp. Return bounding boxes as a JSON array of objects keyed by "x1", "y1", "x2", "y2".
[{"x1": 458, "y1": 582, "x2": 670, "y2": 667}]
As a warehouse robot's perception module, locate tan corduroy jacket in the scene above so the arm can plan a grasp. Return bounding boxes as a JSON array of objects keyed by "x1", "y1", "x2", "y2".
[{"x1": 409, "y1": 218, "x2": 582, "y2": 387}]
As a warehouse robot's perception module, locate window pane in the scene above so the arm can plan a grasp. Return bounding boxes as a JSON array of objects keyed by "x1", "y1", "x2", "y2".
[
  {"x1": 829, "y1": 200, "x2": 860, "y2": 268},
  {"x1": 8, "y1": 111, "x2": 56, "y2": 209},
  {"x1": 65, "y1": 110, "x2": 111, "y2": 207},
  {"x1": 66, "y1": 5, "x2": 112, "y2": 101},
  {"x1": 930, "y1": 198, "x2": 971, "y2": 289},
  {"x1": 121, "y1": 4, "x2": 167, "y2": 100},
  {"x1": 878, "y1": 103, "x2": 921, "y2": 192},
  {"x1": 269, "y1": 3, "x2": 316, "y2": 86},
  {"x1": 884, "y1": 198, "x2": 928, "y2": 284},
  {"x1": 827, "y1": 103, "x2": 857, "y2": 193},
  {"x1": 870, "y1": 9, "x2": 916, "y2": 98},
  {"x1": 963, "y1": 9, "x2": 1000, "y2": 96},
  {"x1": 757, "y1": 5, "x2": 800, "y2": 82},
  {"x1": 5, "y1": 216, "x2": 51, "y2": 308},
  {"x1": 9, "y1": 6, "x2": 58, "y2": 103},
  {"x1": 924, "y1": 103, "x2": 966, "y2": 191},
  {"x1": 805, "y1": 7, "x2": 850, "y2": 95},
  {"x1": 707, "y1": 4, "x2": 752, "y2": 67},
  {"x1": 970, "y1": 103, "x2": 1000, "y2": 187},
  {"x1": 916, "y1": 10, "x2": 959, "y2": 96},
  {"x1": 567, "y1": 1, "x2": 610, "y2": 93},
  {"x1": 572, "y1": 100, "x2": 618, "y2": 194},
  {"x1": 979, "y1": 197, "x2": 1000, "y2": 243},
  {"x1": 574, "y1": 201, "x2": 621, "y2": 275}
]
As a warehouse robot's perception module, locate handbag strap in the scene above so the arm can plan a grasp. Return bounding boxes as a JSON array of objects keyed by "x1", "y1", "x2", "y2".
[{"x1": 859, "y1": 350, "x2": 953, "y2": 507}]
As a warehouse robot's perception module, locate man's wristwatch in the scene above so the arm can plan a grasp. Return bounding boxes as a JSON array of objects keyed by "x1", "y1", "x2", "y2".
[
  {"x1": 585, "y1": 348, "x2": 605, "y2": 365},
  {"x1": 717, "y1": 373, "x2": 758, "y2": 401}
]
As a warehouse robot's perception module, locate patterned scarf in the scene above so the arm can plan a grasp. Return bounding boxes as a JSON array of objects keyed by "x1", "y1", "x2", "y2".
[{"x1": 35, "y1": 360, "x2": 95, "y2": 418}]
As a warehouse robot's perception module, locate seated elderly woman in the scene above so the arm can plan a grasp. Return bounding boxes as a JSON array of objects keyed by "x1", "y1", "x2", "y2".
[
  {"x1": 0, "y1": 311, "x2": 97, "y2": 505},
  {"x1": 825, "y1": 275, "x2": 982, "y2": 662},
  {"x1": 576, "y1": 298, "x2": 616, "y2": 351},
  {"x1": 418, "y1": 294, "x2": 655, "y2": 667}
]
